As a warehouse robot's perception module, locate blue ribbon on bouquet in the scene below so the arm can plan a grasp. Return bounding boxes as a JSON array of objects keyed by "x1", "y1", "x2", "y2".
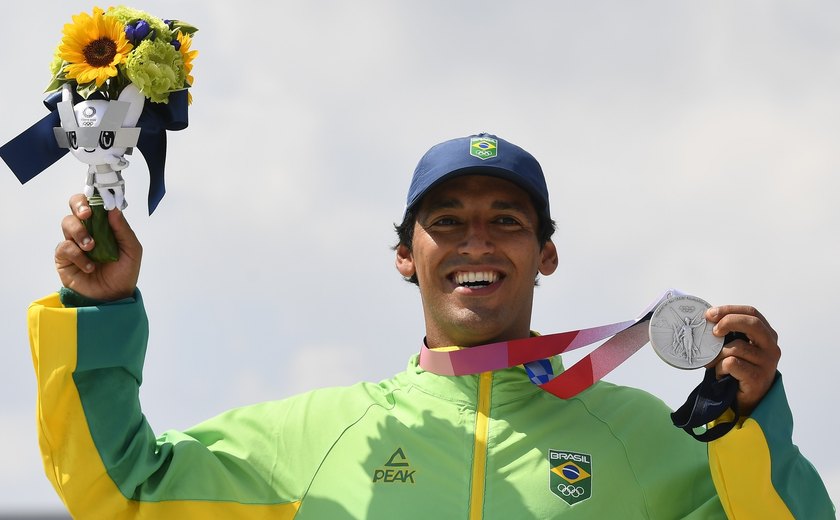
[{"x1": 0, "y1": 89, "x2": 189, "y2": 215}]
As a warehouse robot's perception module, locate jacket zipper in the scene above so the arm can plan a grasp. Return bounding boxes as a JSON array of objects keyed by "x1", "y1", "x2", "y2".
[{"x1": 469, "y1": 371, "x2": 493, "y2": 519}]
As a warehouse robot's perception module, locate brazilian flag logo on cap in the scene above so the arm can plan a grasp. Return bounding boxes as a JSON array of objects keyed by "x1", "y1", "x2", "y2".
[{"x1": 470, "y1": 137, "x2": 497, "y2": 160}]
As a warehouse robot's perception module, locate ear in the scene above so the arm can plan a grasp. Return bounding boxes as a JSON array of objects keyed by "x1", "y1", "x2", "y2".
[
  {"x1": 395, "y1": 244, "x2": 416, "y2": 279},
  {"x1": 118, "y1": 83, "x2": 145, "y2": 128},
  {"x1": 538, "y1": 240, "x2": 558, "y2": 276}
]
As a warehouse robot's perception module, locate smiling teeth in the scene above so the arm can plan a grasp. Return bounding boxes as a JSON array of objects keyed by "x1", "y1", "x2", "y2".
[{"x1": 455, "y1": 271, "x2": 499, "y2": 285}]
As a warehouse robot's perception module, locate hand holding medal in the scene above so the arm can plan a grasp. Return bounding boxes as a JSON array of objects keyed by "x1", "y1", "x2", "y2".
[
  {"x1": 701, "y1": 303, "x2": 781, "y2": 416},
  {"x1": 655, "y1": 297, "x2": 781, "y2": 440},
  {"x1": 0, "y1": 6, "x2": 197, "y2": 262},
  {"x1": 420, "y1": 289, "x2": 781, "y2": 441}
]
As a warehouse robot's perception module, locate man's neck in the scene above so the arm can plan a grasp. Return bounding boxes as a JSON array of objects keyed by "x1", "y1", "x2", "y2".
[{"x1": 423, "y1": 328, "x2": 533, "y2": 349}]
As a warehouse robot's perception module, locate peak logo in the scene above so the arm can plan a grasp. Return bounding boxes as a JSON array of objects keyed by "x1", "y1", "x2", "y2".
[
  {"x1": 549, "y1": 450, "x2": 592, "y2": 505},
  {"x1": 372, "y1": 448, "x2": 416, "y2": 484}
]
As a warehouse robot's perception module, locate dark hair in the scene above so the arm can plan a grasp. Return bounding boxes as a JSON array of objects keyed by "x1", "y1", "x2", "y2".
[{"x1": 393, "y1": 204, "x2": 556, "y2": 285}]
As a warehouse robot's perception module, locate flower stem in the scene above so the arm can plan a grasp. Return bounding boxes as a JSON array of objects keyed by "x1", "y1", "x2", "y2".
[{"x1": 84, "y1": 191, "x2": 120, "y2": 263}]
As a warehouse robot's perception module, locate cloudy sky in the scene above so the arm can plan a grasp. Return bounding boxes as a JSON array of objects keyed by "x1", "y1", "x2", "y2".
[{"x1": 1, "y1": 0, "x2": 838, "y2": 514}]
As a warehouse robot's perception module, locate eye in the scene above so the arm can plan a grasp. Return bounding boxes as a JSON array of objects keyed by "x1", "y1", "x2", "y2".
[
  {"x1": 99, "y1": 131, "x2": 115, "y2": 149},
  {"x1": 67, "y1": 131, "x2": 77, "y2": 149},
  {"x1": 494, "y1": 215, "x2": 522, "y2": 226},
  {"x1": 431, "y1": 216, "x2": 460, "y2": 226}
]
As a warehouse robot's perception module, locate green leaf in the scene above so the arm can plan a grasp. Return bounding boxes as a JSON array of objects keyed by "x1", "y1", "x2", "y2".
[
  {"x1": 171, "y1": 20, "x2": 198, "y2": 35},
  {"x1": 76, "y1": 81, "x2": 99, "y2": 99},
  {"x1": 44, "y1": 77, "x2": 63, "y2": 94}
]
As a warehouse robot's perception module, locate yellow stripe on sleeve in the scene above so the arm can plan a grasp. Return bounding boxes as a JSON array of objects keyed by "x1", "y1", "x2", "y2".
[
  {"x1": 708, "y1": 418, "x2": 793, "y2": 520},
  {"x1": 28, "y1": 295, "x2": 301, "y2": 519}
]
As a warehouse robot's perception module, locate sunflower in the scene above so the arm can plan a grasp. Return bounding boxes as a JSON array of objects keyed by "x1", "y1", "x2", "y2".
[
  {"x1": 176, "y1": 31, "x2": 198, "y2": 104},
  {"x1": 58, "y1": 7, "x2": 133, "y2": 88}
]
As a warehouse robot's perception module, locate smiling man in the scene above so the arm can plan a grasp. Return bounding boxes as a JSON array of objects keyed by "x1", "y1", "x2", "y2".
[
  {"x1": 28, "y1": 133, "x2": 833, "y2": 518},
  {"x1": 397, "y1": 174, "x2": 558, "y2": 349}
]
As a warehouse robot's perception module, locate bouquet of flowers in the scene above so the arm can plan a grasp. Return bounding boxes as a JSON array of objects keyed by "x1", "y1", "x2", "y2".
[
  {"x1": 0, "y1": 5, "x2": 197, "y2": 263},
  {"x1": 46, "y1": 6, "x2": 197, "y2": 104}
]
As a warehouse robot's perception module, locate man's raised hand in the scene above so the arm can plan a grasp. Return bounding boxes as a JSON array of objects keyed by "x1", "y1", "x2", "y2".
[{"x1": 55, "y1": 194, "x2": 143, "y2": 301}]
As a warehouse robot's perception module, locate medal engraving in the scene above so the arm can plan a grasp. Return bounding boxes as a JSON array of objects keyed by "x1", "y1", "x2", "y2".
[{"x1": 649, "y1": 295, "x2": 723, "y2": 369}]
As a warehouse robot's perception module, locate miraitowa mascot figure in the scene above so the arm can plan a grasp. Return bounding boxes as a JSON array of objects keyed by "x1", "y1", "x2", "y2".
[
  {"x1": 0, "y1": 6, "x2": 197, "y2": 263},
  {"x1": 55, "y1": 83, "x2": 144, "y2": 213}
]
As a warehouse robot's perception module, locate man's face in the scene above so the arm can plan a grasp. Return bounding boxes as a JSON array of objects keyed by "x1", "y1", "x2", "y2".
[{"x1": 396, "y1": 175, "x2": 558, "y2": 348}]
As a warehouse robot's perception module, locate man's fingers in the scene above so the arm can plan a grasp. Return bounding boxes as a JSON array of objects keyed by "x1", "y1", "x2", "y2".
[
  {"x1": 703, "y1": 303, "x2": 781, "y2": 415},
  {"x1": 55, "y1": 239, "x2": 94, "y2": 274},
  {"x1": 63, "y1": 193, "x2": 94, "y2": 252},
  {"x1": 716, "y1": 353, "x2": 752, "y2": 378},
  {"x1": 69, "y1": 194, "x2": 92, "y2": 220},
  {"x1": 710, "y1": 313, "x2": 781, "y2": 376},
  {"x1": 717, "y1": 339, "x2": 776, "y2": 368},
  {"x1": 107, "y1": 209, "x2": 142, "y2": 259},
  {"x1": 61, "y1": 214, "x2": 94, "y2": 251},
  {"x1": 716, "y1": 315, "x2": 777, "y2": 348},
  {"x1": 707, "y1": 305, "x2": 779, "y2": 344},
  {"x1": 714, "y1": 355, "x2": 770, "y2": 413},
  {"x1": 707, "y1": 305, "x2": 770, "y2": 324}
]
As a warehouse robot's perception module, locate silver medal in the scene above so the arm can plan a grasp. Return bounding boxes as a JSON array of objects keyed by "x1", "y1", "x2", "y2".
[{"x1": 648, "y1": 295, "x2": 723, "y2": 369}]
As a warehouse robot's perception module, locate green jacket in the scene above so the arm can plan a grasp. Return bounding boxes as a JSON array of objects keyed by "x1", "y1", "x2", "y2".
[{"x1": 27, "y1": 290, "x2": 834, "y2": 519}]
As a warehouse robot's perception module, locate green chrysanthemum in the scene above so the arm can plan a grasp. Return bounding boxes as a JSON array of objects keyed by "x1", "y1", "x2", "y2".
[
  {"x1": 105, "y1": 6, "x2": 172, "y2": 43},
  {"x1": 49, "y1": 51, "x2": 64, "y2": 77},
  {"x1": 124, "y1": 39, "x2": 185, "y2": 103}
]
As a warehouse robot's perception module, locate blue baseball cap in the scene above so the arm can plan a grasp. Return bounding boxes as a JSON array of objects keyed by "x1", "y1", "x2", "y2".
[{"x1": 404, "y1": 133, "x2": 550, "y2": 219}]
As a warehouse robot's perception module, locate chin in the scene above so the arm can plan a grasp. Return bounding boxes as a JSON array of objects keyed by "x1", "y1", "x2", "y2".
[{"x1": 449, "y1": 314, "x2": 511, "y2": 345}]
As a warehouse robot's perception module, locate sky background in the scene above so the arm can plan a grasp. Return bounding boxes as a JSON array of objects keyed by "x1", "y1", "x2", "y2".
[{"x1": 1, "y1": 0, "x2": 838, "y2": 514}]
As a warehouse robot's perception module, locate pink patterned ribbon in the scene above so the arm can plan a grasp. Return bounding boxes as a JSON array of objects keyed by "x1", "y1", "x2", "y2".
[{"x1": 418, "y1": 290, "x2": 680, "y2": 399}]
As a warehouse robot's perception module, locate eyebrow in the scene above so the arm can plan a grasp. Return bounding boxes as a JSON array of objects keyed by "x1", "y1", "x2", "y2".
[
  {"x1": 424, "y1": 198, "x2": 462, "y2": 211},
  {"x1": 423, "y1": 198, "x2": 531, "y2": 214}
]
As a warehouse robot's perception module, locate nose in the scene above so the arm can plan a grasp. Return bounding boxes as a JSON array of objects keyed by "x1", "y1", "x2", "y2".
[{"x1": 457, "y1": 218, "x2": 494, "y2": 256}]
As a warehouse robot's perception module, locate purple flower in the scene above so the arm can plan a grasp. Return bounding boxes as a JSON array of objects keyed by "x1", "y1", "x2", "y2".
[
  {"x1": 134, "y1": 20, "x2": 150, "y2": 40},
  {"x1": 170, "y1": 39, "x2": 181, "y2": 51},
  {"x1": 125, "y1": 19, "x2": 152, "y2": 45}
]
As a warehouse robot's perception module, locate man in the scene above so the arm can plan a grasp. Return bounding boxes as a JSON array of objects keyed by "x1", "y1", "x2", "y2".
[{"x1": 33, "y1": 133, "x2": 832, "y2": 518}]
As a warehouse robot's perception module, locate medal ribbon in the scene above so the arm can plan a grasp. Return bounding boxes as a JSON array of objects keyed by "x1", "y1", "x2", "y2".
[
  {"x1": 670, "y1": 369, "x2": 740, "y2": 442},
  {"x1": 419, "y1": 290, "x2": 677, "y2": 398},
  {"x1": 418, "y1": 290, "x2": 741, "y2": 441}
]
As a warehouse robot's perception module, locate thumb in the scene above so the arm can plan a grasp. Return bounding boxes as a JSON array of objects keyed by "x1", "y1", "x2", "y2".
[{"x1": 107, "y1": 209, "x2": 142, "y2": 257}]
